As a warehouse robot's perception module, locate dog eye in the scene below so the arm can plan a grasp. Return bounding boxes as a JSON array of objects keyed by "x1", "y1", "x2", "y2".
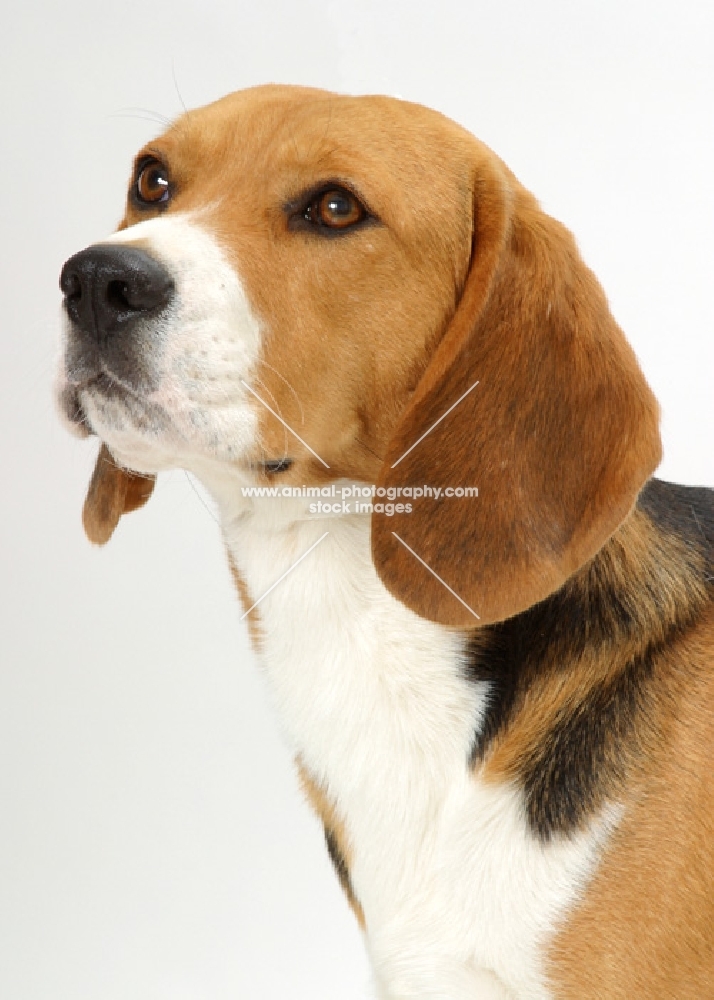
[
  {"x1": 304, "y1": 187, "x2": 366, "y2": 230},
  {"x1": 134, "y1": 159, "x2": 170, "y2": 205}
]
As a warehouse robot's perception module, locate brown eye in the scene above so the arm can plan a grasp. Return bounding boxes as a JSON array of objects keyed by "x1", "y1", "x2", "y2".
[
  {"x1": 306, "y1": 187, "x2": 366, "y2": 229},
  {"x1": 135, "y1": 159, "x2": 170, "y2": 205}
]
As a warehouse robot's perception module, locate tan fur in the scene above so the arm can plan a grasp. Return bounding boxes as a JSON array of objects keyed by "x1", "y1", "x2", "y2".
[
  {"x1": 548, "y1": 607, "x2": 714, "y2": 999},
  {"x1": 482, "y1": 508, "x2": 708, "y2": 793},
  {"x1": 296, "y1": 760, "x2": 365, "y2": 928},
  {"x1": 226, "y1": 551, "x2": 262, "y2": 648}
]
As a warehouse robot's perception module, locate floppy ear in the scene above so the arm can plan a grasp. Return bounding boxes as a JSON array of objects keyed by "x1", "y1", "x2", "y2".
[
  {"x1": 371, "y1": 148, "x2": 661, "y2": 627},
  {"x1": 83, "y1": 443, "x2": 155, "y2": 545}
]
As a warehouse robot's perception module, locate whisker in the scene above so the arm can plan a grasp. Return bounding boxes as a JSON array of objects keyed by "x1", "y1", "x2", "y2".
[
  {"x1": 171, "y1": 59, "x2": 190, "y2": 118},
  {"x1": 109, "y1": 107, "x2": 173, "y2": 126}
]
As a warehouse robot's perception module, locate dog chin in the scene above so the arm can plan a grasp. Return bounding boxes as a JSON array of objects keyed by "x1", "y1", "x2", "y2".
[
  {"x1": 67, "y1": 395, "x2": 166, "y2": 479},
  {"x1": 90, "y1": 431, "x2": 176, "y2": 479},
  {"x1": 78, "y1": 389, "x2": 254, "y2": 482}
]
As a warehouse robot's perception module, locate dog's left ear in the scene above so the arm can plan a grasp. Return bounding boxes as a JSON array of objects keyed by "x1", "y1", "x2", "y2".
[
  {"x1": 371, "y1": 146, "x2": 661, "y2": 627},
  {"x1": 83, "y1": 443, "x2": 155, "y2": 545}
]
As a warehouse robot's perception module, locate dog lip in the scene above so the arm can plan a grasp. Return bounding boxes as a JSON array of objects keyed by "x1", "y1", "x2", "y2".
[
  {"x1": 65, "y1": 363, "x2": 100, "y2": 389},
  {"x1": 260, "y1": 458, "x2": 294, "y2": 474},
  {"x1": 57, "y1": 382, "x2": 93, "y2": 437},
  {"x1": 61, "y1": 363, "x2": 148, "y2": 434},
  {"x1": 82, "y1": 363, "x2": 146, "y2": 401}
]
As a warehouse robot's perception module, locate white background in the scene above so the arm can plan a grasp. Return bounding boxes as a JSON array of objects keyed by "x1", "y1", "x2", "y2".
[{"x1": 1, "y1": 2, "x2": 712, "y2": 998}]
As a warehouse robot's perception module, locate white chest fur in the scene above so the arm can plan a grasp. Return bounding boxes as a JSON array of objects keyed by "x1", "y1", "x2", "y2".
[{"x1": 216, "y1": 497, "x2": 612, "y2": 1000}]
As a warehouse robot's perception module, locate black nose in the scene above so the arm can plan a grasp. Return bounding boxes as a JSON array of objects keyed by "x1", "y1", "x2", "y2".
[{"x1": 60, "y1": 244, "x2": 174, "y2": 342}]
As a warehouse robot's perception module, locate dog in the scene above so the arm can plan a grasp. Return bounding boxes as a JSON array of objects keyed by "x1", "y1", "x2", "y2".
[{"x1": 57, "y1": 84, "x2": 714, "y2": 999}]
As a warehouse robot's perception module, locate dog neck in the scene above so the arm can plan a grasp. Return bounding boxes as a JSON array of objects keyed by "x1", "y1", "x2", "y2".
[{"x1": 204, "y1": 469, "x2": 711, "y2": 826}]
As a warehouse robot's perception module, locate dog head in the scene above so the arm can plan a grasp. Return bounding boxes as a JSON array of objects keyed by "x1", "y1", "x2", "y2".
[{"x1": 58, "y1": 84, "x2": 661, "y2": 626}]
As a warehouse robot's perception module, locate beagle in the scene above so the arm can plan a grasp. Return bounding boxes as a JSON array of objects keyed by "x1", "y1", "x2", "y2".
[{"x1": 57, "y1": 85, "x2": 714, "y2": 999}]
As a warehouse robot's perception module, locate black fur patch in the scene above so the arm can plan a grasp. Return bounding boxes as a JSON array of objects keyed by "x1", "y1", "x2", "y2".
[
  {"x1": 638, "y1": 478, "x2": 714, "y2": 564},
  {"x1": 324, "y1": 827, "x2": 361, "y2": 914},
  {"x1": 520, "y1": 647, "x2": 657, "y2": 837},
  {"x1": 467, "y1": 477, "x2": 714, "y2": 840}
]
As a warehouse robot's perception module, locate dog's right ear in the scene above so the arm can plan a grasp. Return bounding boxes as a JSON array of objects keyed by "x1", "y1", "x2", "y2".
[
  {"x1": 371, "y1": 143, "x2": 662, "y2": 627},
  {"x1": 82, "y1": 443, "x2": 155, "y2": 545}
]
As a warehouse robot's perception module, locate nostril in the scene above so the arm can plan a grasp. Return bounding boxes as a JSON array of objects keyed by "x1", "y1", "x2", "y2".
[
  {"x1": 106, "y1": 279, "x2": 133, "y2": 312},
  {"x1": 60, "y1": 268, "x2": 82, "y2": 301},
  {"x1": 60, "y1": 266, "x2": 85, "y2": 328}
]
